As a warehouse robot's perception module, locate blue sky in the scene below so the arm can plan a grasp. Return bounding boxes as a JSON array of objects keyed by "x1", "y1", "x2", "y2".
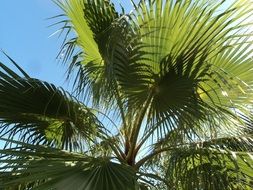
[
  {"x1": 0, "y1": 0, "x2": 134, "y2": 90},
  {"x1": 0, "y1": 1, "x2": 67, "y2": 87}
]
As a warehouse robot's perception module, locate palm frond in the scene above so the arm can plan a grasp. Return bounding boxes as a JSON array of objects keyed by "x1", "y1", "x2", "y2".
[
  {"x1": 166, "y1": 146, "x2": 253, "y2": 190},
  {"x1": 140, "y1": 133, "x2": 253, "y2": 189},
  {"x1": 55, "y1": 0, "x2": 124, "y2": 105},
  {"x1": 0, "y1": 139, "x2": 137, "y2": 190},
  {"x1": 0, "y1": 59, "x2": 103, "y2": 151},
  {"x1": 115, "y1": 0, "x2": 253, "y2": 139}
]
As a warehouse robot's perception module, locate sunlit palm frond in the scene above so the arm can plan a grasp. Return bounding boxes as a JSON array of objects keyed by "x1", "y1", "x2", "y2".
[
  {"x1": 115, "y1": 0, "x2": 253, "y2": 138},
  {"x1": 55, "y1": 0, "x2": 125, "y2": 106},
  {"x1": 56, "y1": 0, "x2": 104, "y2": 65}
]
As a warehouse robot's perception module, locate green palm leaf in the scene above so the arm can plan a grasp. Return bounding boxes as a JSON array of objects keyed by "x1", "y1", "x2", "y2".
[
  {"x1": 0, "y1": 59, "x2": 103, "y2": 151},
  {"x1": 55, "y1": 0, "x2": 123, "y2": 106},
  {"x1": 0, "y1": 139, "x2": 137, "y2": 190},
  {"x1": 116, "y1": 0, "x2": 253, "y2": 138},
  {"x1": 166, "y1": 147, "x2": 253, "y2": 190},
  {"x1": 140, "y1": 134, "x2": 253, "y2": 189}
]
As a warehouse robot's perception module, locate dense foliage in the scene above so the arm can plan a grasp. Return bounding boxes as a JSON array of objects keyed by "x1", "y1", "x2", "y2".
[{"x1": 1, "y1": 0, "x2": 253, "y2": 189}]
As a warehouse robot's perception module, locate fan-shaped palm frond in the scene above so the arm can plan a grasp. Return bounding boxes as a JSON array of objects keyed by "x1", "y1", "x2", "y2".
[
  {"x1": 122, "y1": 0, "x2": 253, "y2": 136},
  {"x1": 0, "y1": 139, "x2": 137, "y2": 190},
  {"x1": 0, "y1": 57, "x2": 103, "y2": 152}
]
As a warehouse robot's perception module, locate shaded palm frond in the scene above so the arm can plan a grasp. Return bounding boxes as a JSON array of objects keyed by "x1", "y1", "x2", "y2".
[
  {"x1": 0, "y1": 139, "x2": 137, "y2": 190},
  {"x1": 0, "y1": 59, "x2": 103, "y2": 151},
  {"x1": 139, "y1": 133, "x2": 253, "y2": 189},
  {"x1": 166, "y1": 146, "x2": 253, "y2": 190}
]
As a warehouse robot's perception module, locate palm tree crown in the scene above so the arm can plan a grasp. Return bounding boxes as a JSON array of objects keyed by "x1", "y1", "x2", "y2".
[{"x1": 1, "y1": 0, "x2": 253, "y2": 189}]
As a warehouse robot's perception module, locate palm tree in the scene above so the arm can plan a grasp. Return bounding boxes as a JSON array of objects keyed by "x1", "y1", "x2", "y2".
[{"x1": 1, "y1": 0, "x2": 253, "y2": 189}]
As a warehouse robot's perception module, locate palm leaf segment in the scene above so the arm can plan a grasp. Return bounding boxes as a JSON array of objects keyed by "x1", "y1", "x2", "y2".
[
  {"x1": 56, "y1": 0, "x2": 123, "y2": 105},
  {"x1": 1, "y1": 0, "x2": 253, "y2": 189}
]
